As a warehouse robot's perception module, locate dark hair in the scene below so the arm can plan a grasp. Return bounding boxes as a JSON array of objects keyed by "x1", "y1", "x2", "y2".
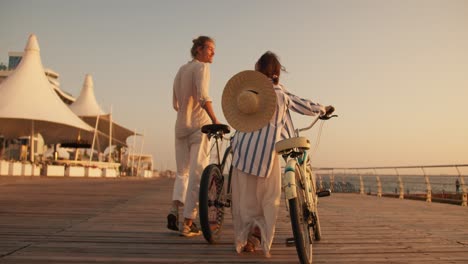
[
  {"x1": 190, "y1": 36, "x2": 214, "y2": 58},
  {"x1": 255, "y1": 51, "x2": 286, "y2": 85}
]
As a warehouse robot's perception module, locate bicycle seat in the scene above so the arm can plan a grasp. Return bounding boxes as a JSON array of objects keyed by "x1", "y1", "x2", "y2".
[
  {"x1": 201, "y1": 124, "x2": 231, "y2": 135},
  {"x1": 275, "y1": 137, "x2": 310, "y2": 154}
]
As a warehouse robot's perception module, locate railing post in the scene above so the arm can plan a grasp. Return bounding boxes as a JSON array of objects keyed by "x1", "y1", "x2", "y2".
[
  {"x1": 318, "y1": 173, "x2": 324, "y2": 190},
  {"x1": 374, "y1": 169, "x2": 382, "y2": 197},
  {"x1": 342, "y1": 169, "x2": 347, "y2": 192},
  {"x1": 421, "y1": 167, "x2": 432, "y2": 203},
  {"x1": 455, "y1": 166, "x2": 467, "y2": 207},
  {"x1": 330, "y1": 169, "x2": 335, "y2": 192},
  {"x1": 395, "y1": 168, "x2": 404, "y2": 199},
  {"x1": 376, "y1": 176, "x2": 382, "y2": 197},
  {"x1": 358, "y1": 169, "x2": 364, "y2": 195}
]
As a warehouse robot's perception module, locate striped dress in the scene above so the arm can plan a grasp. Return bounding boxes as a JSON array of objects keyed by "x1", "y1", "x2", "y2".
[{"x1": 231, "y1": 83, "x2": 326, "y2": 177}]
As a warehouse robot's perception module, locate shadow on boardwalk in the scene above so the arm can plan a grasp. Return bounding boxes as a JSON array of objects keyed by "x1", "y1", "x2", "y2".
[{"x1": 0, "y1": 176, "x2": 467, "y2": 263}]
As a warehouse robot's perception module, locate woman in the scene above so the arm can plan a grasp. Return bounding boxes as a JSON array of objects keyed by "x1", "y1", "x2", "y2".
[{"x1": 229, "y1": 51, "x2": 333, "y2": 257}]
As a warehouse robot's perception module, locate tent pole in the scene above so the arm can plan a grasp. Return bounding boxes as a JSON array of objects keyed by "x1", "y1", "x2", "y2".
[
  {"x1": 136, "y1": 130, "x2": 145, "y2": 177},
  {"x1": 125, "y1": 130, "x2": 136, "y2": 176},
  {"x1": 54, "y1": 144, "x2": 58, "y2": 161},
  {"x1": 131, "y1": 129, "x2": 137, "y2": 176},
  {"x1": 90, "y1": 114, "x2": 100, "y2": 162},
  {"x1": 1, "y1": 137, "x2": 5, "y2": 159},
  {"x1": 109, "y1": 106, "x2": 113, "y2": 162},
  {"x1": 30, "y1": 120, "x2": 35, "y2": 162}
]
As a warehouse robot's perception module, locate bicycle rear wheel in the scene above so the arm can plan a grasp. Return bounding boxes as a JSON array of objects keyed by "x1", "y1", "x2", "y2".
[
  {"x1": 199, "y1": 164, "x2": 226, "y2": 243},
  {"x1": 288, "y1": 165, "x2": 313, "y2": 264}
]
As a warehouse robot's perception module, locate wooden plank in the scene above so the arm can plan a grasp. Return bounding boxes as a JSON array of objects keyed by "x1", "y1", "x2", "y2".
[{"x1": 0, "y1": 176, "x2": 467, "y2": 263}]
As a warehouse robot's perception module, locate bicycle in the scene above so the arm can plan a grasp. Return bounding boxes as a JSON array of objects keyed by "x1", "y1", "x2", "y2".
[
  {"x1": 275, "y1": 111, "x2": 337, "y2": 264},
  {"x1": 198, "y1": 123, "x2": 232, "y2": 244}
]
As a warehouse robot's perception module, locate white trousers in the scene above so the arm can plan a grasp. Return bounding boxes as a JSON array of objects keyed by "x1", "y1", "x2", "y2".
[
  {"x1": 172, "y1": 129, "x2": 209, "y2": 220},
  {"x1": 231, "y1": 155, "x2": 281, "y2": 256}
]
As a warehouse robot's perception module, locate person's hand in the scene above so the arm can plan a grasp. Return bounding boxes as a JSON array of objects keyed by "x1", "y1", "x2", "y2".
[
  {"x1": 319, "y1": 105, "x2": 336, "y2": 120},
  {"x1": 325, "y1": 105, "x2": 335, "y2": 116}
]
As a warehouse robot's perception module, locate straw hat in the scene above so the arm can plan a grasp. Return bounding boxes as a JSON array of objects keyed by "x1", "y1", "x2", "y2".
[{"x1": 222, "y1": 70, "x2": 277, "y2": 132}]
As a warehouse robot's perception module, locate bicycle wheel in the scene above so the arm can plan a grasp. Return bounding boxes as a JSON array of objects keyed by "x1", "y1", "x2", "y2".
[
  {"x1": 199, "y1": 164, "x2": 226, "y2": 243},
  {"x1": 313, "y1": 210, "x2": 322, "y2": 241},
  {"x1": 287, "y1": 162, "x2": 313, "y2": 264}
]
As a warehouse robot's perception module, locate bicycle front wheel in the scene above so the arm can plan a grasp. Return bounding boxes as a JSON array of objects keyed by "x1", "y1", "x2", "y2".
[
  {"x1": 287, "y1": 162, "x2": 313, "y2": 264},
  {"x1": 199, "y1": 164, "x2": 226, "y2": 243},
  {"x1": 307, "y1": 167, "x2": 322, "y2": 241},
  {"x1": 314, "y1": 211, "x2": 322, "y2": 241}
]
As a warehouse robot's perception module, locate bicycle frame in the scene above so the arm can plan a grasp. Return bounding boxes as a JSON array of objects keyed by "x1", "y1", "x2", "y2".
[
  {"x1": 206, "y1": 128, "x2": 231, "y2": 169},
  {"x1": 282, "y1": 115, "x2": 321, "y2": 204},
  {"x1": 208, "y1": 131, "x2": 233, "y2": 196},
  {"x1": 283, "y1": 152, "x2": 316, "y2": 211},
  {"x1": 219, "y1": 141, "x2": 232, "y2": 174}
]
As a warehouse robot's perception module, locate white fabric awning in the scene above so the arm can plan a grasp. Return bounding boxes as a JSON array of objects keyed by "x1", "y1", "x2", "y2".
[
  {"x1": 69, "y1": 74, "x2": 138, "y2": 147},
  {"x1": 0, "y1": 34, "x2": 94, "y2": 144},
  {"x1": 69, "y1": 74, "x2": 106, "y2": 116}
]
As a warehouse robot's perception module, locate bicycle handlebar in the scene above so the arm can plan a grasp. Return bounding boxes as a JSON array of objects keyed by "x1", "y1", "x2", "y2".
[
  {"x1": 297, "y1": 107, "x2": 337, "y2": 134},
  {"x1": 319, "y1": 114, "x2": 338, "y2": 120}
]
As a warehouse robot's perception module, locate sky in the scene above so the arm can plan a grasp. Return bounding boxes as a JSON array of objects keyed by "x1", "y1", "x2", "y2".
[{"x1": 1, "y1": 0, "x2": 467, "y2": 172}]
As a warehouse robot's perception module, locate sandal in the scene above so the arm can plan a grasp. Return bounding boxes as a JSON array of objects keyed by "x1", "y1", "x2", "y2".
[
  {"x1": 243, "y1": 233, "x2": 261, "y2": 252},
  {"x1": 243, "y1": 240, "x2": 255, "y2": 252}
]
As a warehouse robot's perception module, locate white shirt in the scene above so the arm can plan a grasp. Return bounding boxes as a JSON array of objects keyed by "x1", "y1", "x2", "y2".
[
  {"x1": 173, "y1": 59, "x2": 212, "y2": 138},
  {"x1": 231, "y1": 83, "x2": 325, "y2": 177}
]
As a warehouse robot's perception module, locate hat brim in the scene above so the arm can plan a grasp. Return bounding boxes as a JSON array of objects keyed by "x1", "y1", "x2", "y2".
[{"x1": 222, "y1": 70, "x2": 277, "y2": 132}]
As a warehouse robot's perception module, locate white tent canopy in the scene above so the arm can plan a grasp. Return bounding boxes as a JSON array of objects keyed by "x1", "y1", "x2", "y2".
[
  {"x1": 69, "y1": 74, "x2": 137, "y2": 147},
  {"x1": 0, "y1": 34, "x2": 94, "y2": 149},
  {"x1": 69, "y1": 74, "x2": 106, "y2": 116}
]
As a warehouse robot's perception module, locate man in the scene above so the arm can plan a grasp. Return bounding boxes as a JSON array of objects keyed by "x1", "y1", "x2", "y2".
[{"x1": 168, "y1": 36, "x2": 219, "y2": 237}]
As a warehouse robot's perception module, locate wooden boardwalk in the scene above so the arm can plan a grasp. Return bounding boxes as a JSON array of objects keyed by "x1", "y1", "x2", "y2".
[{"x1": 0, "y1": 176, "x2": 467, "y2": 263}]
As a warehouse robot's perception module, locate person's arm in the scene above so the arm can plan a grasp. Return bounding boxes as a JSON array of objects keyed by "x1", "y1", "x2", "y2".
[
  {"x1": 195, "y1": 63, "x2": 219, "y2": 124},
  {"x1": 173, "y1": 69, "x2": 180, "y2": 112},
  {"x1": 282, "y1": 85, "x2": 326, "y2": 116},
  {"x1": 202, "y1": 101, "x2": 220, "y2": 124},
  {"x1": 173, "y1": 89, "x2": 178, "y2": 112}
]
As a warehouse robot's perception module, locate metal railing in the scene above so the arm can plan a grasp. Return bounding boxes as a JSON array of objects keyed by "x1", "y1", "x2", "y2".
[{"x1": 315, "y1": 164, "x2": 468, "y2": 206}]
